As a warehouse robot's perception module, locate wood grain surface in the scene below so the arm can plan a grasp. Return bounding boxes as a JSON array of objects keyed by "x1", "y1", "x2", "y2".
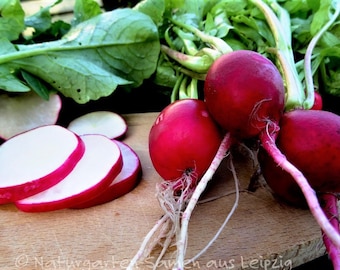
[{"x1": 0, "y1": 113, "x2": 327, "y2": 270}]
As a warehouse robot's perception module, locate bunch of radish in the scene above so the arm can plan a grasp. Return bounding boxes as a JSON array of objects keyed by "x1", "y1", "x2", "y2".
[
  {"x1": 0, "y1": 109, "x2": 141, "y2": 212},
  {"x1": 128, "y1": 49, "x2": 340, "y2": 270}
]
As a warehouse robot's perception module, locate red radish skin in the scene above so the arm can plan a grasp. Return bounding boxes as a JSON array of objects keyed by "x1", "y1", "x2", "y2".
[
  {"x1": 274, "y1": 110, "x2": 340, "y2": 193},
  {"x1": 15, "y1": 134, "x2": 123, "y2": 212},
  {"x1": 204, "y1": 50, "x2": 285, "y2": 139},
  {"x1": 259, "y1": 110, "x2": 340, "y2": 205},
  {"x1": 149, "y1": 98, "x2": 222, "y2": 185},
  {"x1": 310, "y1": 91, "x2": 323, "y2": 110},
  {"x1": 67, "y1": 111, "x2": 128, "y2": 140},
  {"x1": 0, "y1": 125, "x2": 85, "y2": 204},
  {"x1": 72, "y1": 140, "x2": 142, "y2": 208}
]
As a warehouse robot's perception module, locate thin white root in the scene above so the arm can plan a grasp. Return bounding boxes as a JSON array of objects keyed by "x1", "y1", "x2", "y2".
[
  {"x1": 129, "y1": 133, "x2": 232, "y2": 270},
  {"x1": 127, "y1": 214, "x2": 170, "y2": 269},
  {"x1": 260, "y1": 132, "x2": 340, "y2": 249},
  {"x1": 186, "y1": 155, "x2": 240, "y2": 265},
  {"x1": 128, "y1": 164, "x2": 197, "y2": 269},
  {"x1": 174, "y1": 133, "x2": 233, "y2": 270}
]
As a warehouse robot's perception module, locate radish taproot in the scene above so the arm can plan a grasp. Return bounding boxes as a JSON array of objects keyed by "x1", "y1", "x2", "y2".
[
  {"x1": 319, "y1": 193, "x2": 340, "y2": 270},
  {"x1": 0, "y1": 92, "x2": 62, "y2": 140},
  {"x1": 67, "y1": 111, "x2": 127, "y2": 140},
  {"x1": 72, "y1": 140, "x2": 142, "y2": 208},
  {"x1": 15, "y1": 134, "x2": 123, "y2": 212},
  {"x1": 0, "y1": 125, "x2": 84, "y2": 204}
]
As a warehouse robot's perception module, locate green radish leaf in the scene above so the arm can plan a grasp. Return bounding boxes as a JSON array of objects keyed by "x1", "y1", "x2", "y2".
[
  {"x1": 0, "y1": 66, "x2": 30, "y2": 93},
  {"x1": 0, "y1": 39, "x2": 30, "y2": 92},
  {"x1": 24, "y1": 0, "x2": 63, "y2": 33},
  {"x1": 133, "y1": 0, "x2": 165, "y2": 26},
  {"x1": 21, "y1": 70, "x2": 51, "y2": 100},
  {"x1": 15, "y1": 53, "x2": 131, "y2": 103},
  {"x1": 2, "y1": 8, "x2": 160, "y2": 104},
  {"x1": 72, "y1": 0, "x2": 102, "y2": 25},
  {"x1": 0, "y1": 0, "x2": 25, "y2": 41},
  {"x1": 310, "y1": 0, "x2": 333, "y2": 36},
  {"x1": 0, "y1": 38, "x2": 18, "y2": 54}
]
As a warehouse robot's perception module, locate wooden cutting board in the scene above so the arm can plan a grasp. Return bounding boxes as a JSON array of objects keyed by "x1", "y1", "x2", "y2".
[{"x1": 0, "y1": 113, "x2": 326, "y2": 270}]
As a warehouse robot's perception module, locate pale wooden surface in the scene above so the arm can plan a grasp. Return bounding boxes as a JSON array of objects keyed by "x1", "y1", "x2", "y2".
[{"x1": 0, "y1": 112, "x2": 327, "y2": 270}]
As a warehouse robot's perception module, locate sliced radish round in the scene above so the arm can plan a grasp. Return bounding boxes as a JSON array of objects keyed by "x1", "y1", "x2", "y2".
[
  {"x1": 67, "y1": 111, "x2": 127, "y2": 140},
  {"x1": 72, "y1": 140, "x2": 142, "y2": 209},
  {"x1": 15, "y1": 134, "x2": 123, "y2": 212},
  {"x1": 0, "y1": 125, "x2": 85, "y2": 204},
  {"x1": 0, "y1": 92, "x2": 62, "y2": 140}
]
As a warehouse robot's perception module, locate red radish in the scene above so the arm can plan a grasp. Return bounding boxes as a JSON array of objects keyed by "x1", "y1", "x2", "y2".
[
  {"x1": 204, "y1": 50, "x2": 285, "y2": 139},
  {"x1": 72, "y1": 140, "x2": 142, "y2": 208},
  {"x1": 15, "y1": 134, "x2": 123, "y2": 212},
  {"x1": 149, "y1": 98, "x2": 222, "y2": 185},
  {"x1": 0, "y1": 92, "x2": 61, "y2": 140},
  {"x1": 67, "y1": 111, "x2": 127, "y2": 140},
  {"x1": 129, "y1": 99, "x2": 223, "y2": 268},
  {"x1": 310, "y1": 91, "x2": 323, "y2": 110},
  {"x1": 0, "y1": 125, "x2": 84, "y2": 204},
  {"x1": 258, "y1": 109, "x2": 340, "y2": 268},
  {"x1": 201, "y1": 50, "x2": 340, "y2": 268},
  {"x1": 271, "y1": 110, "x2": 340, "y2": 194},
  {"x1": 259, "y1": 110, "x2": 340, "y2": 205}
]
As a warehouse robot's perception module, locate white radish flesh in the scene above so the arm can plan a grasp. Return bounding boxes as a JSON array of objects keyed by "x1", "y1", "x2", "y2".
[
  {"x1": 67, "y1": 111, "x2": 127, "y2": 139},
  {"x1": 0, "y1": 125, "x2": 85, "y2": 204},
  {"x1": 72, "y1": 140, "x2": 142, "y2": 208},
  {"x1": 15, "y1": 134, "x2": 123, "y2": 212},
  {"x1": 0, "y1": 92, "x2": 62, "y2": 140}
]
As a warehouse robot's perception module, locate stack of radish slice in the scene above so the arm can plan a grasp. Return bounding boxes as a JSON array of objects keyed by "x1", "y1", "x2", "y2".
[{"x1": 0, "y1": 111, "x2": 142, "y2": 212}]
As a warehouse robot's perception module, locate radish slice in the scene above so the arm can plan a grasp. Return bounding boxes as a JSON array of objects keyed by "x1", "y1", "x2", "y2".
[
  {"x1": 72, "y1": 140, "x2": 142, "y2": 209},
  {"x1": 0, "y1": 92, "x2": 62, "y2": 140},
  {"x1": 67, "y1": 111, "x2": 127, "y2": 140},
  {"x1": 15, "y1": 134, "x2": 123, "y2": 212},
  {"x1": 0, "y1": 125, "x2": 85, "y2": 204}
]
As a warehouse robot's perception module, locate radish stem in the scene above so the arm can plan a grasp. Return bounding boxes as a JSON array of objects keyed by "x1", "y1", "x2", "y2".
[
  {"x1": 260, "y1": 131, "x2": 340, "y2": 249},
  {"x1": 161, "y1": 45, "x2": 216, "y2": 74},
  {"x1": 174, "y1": 133, "x2": 233, "y2": 269},
  {"x1": 169, "y1": 18, "x2": 233, "y2": 54},
  {"x1": 249, "y1": 0, "x2": 305, "y2": 111}
]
